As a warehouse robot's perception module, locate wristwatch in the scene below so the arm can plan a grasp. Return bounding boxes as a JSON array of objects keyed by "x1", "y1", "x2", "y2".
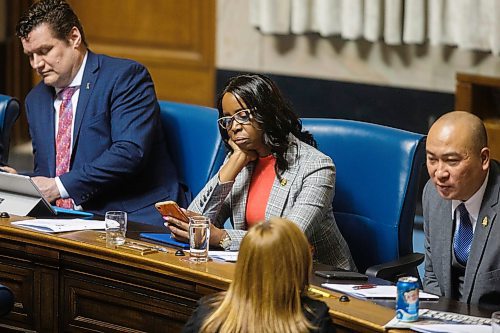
[{"x1": 219, "y1": 232, "x2": 231, "y2": 250}]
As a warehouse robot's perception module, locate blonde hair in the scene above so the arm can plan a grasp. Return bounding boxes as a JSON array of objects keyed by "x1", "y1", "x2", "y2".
[{"x1": 200, "y1": 217, "x2": 314, "y2": 333}]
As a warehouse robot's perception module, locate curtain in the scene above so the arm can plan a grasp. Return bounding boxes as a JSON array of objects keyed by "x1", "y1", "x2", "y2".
[{"x1": 250, "y1": 0, "x2": 500, "y2": 55}]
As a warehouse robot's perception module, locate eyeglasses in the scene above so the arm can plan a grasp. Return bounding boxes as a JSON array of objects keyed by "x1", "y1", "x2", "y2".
[{"x1": 217, "y1": 108, "x2": 254, "y2": 129}]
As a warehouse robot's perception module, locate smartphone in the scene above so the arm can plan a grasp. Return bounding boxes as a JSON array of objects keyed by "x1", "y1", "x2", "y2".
[
  {"x1": 314, "y1": 270, "x2": 368, "y2": 280},
  {"x1": 154, "y1": 201, "x2": 189, "y2": 222}
]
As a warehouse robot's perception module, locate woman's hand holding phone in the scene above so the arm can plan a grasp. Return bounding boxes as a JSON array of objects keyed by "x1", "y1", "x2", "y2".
[
  {"x1": 155, "y1": 201, "x2": 192, "y2": 242},
  {"x1": 155, "y1": 201, "x2": 227, "y2": 246},
  {"x1": 164, "y1": 214, "x2": 190, "y2": 242},
  {"x1": 155, "y1": 201, "x2": 189, "y2": 222}
]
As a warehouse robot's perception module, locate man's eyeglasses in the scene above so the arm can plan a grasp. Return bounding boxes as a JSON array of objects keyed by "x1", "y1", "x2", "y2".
[{"x1": 217, "y1": 108, "x2": 255, "y2": 129}]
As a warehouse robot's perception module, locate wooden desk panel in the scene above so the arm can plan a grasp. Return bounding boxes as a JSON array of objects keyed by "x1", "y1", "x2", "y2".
[{"x1": 0, "y1": 216, "x2": 396, "y2": 332}]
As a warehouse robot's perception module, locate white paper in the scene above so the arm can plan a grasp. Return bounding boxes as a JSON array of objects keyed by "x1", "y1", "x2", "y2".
[
  {"x1": 209, "y1": 251, "x2": 238, "y2": 262},
  {"x1": 385, "y1": 309, "x2": 491, "y2": 332},
  {"x1": 321, "y1": 283, "x2": 439, "y2": 300},
  {"x1": 411, "y1": 324, "x2": 490, "y2": 333},
  {"x1": 11, "y1": 219, "x2": 106, "y2": 233}
]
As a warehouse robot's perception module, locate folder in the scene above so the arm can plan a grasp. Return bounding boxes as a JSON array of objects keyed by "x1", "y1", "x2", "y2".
[
  {"x1": 140, "y1": 233, "x2": 190, "y2": 249},
  {"x1": 52, "y1": 206, "x2": 94, "y2": 219}
]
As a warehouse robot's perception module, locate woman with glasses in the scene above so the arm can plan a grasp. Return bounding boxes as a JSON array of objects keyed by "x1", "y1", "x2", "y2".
[
  {"x1": 164, "y1": 73, "x2": 355, "y2": 270},
  {"x1": 182, "y1": 217, "x2": 336, "y2": 333}
]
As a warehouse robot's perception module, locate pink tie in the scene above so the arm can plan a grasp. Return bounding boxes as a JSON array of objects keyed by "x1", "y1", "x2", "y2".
[{"x1": 55, "y1": 87, "x2": 77, "y2": 208}]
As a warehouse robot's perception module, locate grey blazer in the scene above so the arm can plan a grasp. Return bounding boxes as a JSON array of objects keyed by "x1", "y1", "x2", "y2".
[
  {"x1": 189, "y1": 136, "x2": 356, "y2": 270},
  {"x1": 423, "y1": 160, "x2": 500, "y2": 307}
]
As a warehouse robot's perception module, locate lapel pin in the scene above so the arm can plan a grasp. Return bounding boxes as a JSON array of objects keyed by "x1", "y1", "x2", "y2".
[
  {"x1": 280, "y1": 178, "x2": 287, "y2": 186},
  {"x1": 482, "y1": 216, "x2": 489, "y2": 227},
  {"x1": 86, "y1": 82, "x2": 90, "y2": 90}
]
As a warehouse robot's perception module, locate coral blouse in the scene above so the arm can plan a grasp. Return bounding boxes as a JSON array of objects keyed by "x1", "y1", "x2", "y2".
[{"x1": 245, "y1": 155, "x2": 276, "y2": 228}]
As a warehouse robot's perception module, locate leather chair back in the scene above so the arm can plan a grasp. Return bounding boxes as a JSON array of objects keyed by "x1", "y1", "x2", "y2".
[
  {"x1": 302, "y1": 118, "x2": 426, "y2": 273},
  {"x1": 0, "y1": 94, "x2": 21, "y2": 164},
  {"x1": 158, "y1": 101, "x2": 225, "y2": 201},
  {"x1": 0, "y1": 283, "x2": 14, "y2": 317}
]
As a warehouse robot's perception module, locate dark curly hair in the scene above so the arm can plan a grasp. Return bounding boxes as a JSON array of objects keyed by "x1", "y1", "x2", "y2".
[
  {"x1": 16, "y1": 0, "x2": 87, "y2": 47},
  {"x1": 216, "y1": 74, "x2": 316, "y2": 177}
]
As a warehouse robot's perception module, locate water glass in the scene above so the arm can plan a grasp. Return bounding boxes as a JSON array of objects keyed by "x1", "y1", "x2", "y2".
[
  {"x1": 105, "y1": 211, "x2": 127, "y2": 246},
  {"x1": 492, "y1": 311, "x2": 500, "y2": 333},
  {"x1": 189, "y1": 216, "x2": 210, "y2": 262}
]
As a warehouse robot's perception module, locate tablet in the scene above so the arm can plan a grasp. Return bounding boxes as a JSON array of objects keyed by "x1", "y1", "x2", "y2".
[
  {"x1": 315, "y1": 270, "x2": 368, "y2": 280},
  {"x1": 0, "y1": 172, "x2": 94, "y2": 218},
  {"x1": 0, "y1": 172, "x2": 54, "y2": 216}
]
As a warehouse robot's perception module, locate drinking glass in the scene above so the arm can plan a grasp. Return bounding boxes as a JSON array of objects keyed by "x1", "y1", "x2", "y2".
[
  {"x1": 105, "y1": 211, "x2": 127, "y2": 246},
  {"x1": 189, "y1": 216, "x2": 210, "y2": 262}
]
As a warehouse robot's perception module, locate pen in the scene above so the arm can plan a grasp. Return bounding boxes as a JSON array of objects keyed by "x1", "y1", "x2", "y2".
[
  {"x1": 308, "y1": 287, "x2": 332, "y2": 298},
  {"x1": 352, "y1": 284, "x2": 377, "y2": 290}
]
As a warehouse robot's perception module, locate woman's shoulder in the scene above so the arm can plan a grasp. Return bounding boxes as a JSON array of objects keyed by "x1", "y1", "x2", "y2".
[
  {"x1": 302, "y1": 296, "x2": 336, "y2": 332},
  {"x1": 302, "y1": 296, "x2": 330, "y2": 317},
  {"x1": 197, "y1": 294, "x2": 221, "y2": 310},
  {"x1": 290, "y1": 136, "x2": 333, "y2": 164},
  {"x1": 181, "y1": 294, "x2": 221, "y2": 333}
]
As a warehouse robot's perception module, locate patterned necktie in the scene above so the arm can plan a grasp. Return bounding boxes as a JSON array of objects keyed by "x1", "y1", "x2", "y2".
[
  {"x1": 55, "y1": 86, "x2": 77, "y2": 208},
  {"x1": 453, "y1": 203, "x2": 474, "y2": 266}
]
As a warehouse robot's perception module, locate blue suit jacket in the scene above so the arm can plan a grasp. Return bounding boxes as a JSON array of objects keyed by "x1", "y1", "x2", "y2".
[{"x1": 25, "y1": 50, "x2": 182, "y2": 225}]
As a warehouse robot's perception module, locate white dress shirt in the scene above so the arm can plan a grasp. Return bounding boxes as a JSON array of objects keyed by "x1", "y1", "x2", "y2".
[{"x1": 451, "y1": 171, "x2": 489, "y2": 233}]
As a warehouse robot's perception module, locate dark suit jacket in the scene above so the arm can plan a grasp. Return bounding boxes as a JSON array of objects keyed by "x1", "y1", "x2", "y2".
[
  {"x1": 25, "y1": 50, "x2": 182, "y2": 225},
  {"x1": 182, "y1": 294, "x2": 335, "y2": 333},
  {"x1": 423, "y1": 160, "x2": 500, "y2": 308}
]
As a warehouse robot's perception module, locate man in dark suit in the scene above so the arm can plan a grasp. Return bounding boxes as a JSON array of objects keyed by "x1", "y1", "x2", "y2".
[
  {"x1": 5, "y1": 0, "x2": 183, "y2": 225},
  {"x1": 423, "y1": 111, "x2": 500, "y2": 308}
]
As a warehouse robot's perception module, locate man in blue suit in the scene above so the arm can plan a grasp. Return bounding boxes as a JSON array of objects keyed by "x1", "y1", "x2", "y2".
[{"x1": 9, "y1": 0, "x2": 184, "y2": 225}]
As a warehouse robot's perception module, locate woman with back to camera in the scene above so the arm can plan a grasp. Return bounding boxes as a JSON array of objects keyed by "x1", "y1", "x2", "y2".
[
  {"x1": 164, "y1": 73, "x2": 355, "y2": 270},
  {"x1": 182, "y1": 217, "x2": 336, "y2": 333}
]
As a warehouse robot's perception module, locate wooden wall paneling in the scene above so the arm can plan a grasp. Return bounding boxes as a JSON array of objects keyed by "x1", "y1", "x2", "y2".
[
  {"x1": 454, "y1": 81, "x2": 472, "y2": 112},
  {"x1": 0, "y1": 261, "x2": 36, "y2": 331},
  {"x1": 59, "y1": 253, "x2": 209, "y2": 332},
  {"x1": 33, "y1": 268, "x2": 59, "y2": 332},
  {"x1": 67, "y1": 0, "x2": 216, "y2": 106},
  {"x1": 62, "y1": 275, "x2": 186, "y2": 332},
  {"x1": 456, "y1": 73, "x2": 500, "y2": 160},
  {"x1": 0, "y1": 241, "x2": 59, "y2": 332},
  {"x1": 5, "y1": 0, "x2": 32, "y2": 145}
]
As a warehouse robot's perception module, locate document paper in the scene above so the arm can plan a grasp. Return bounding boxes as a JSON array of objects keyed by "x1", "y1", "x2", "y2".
[
  {"x1": 385, "y1": 309, "x2": 491, "y2": 333},
  {"x1": 209, "y1": 251, "x2": 238, "y2": 262},
  {"x1": 322, "y1": 283, "x2": 439, "y2": 300},
  {"x1": 11, "y1": 219, "x2": 106, "y2": 233}
]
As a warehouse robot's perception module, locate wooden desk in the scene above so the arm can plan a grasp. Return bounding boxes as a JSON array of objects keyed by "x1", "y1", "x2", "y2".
[{"x1": 0, "y1": 216, "x2": 401, "y2": 332}]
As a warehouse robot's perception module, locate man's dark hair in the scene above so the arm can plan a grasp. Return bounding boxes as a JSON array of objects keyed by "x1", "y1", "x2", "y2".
[{"x1": 16, "y1": 0, "x2": 87, "y2": 47}]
